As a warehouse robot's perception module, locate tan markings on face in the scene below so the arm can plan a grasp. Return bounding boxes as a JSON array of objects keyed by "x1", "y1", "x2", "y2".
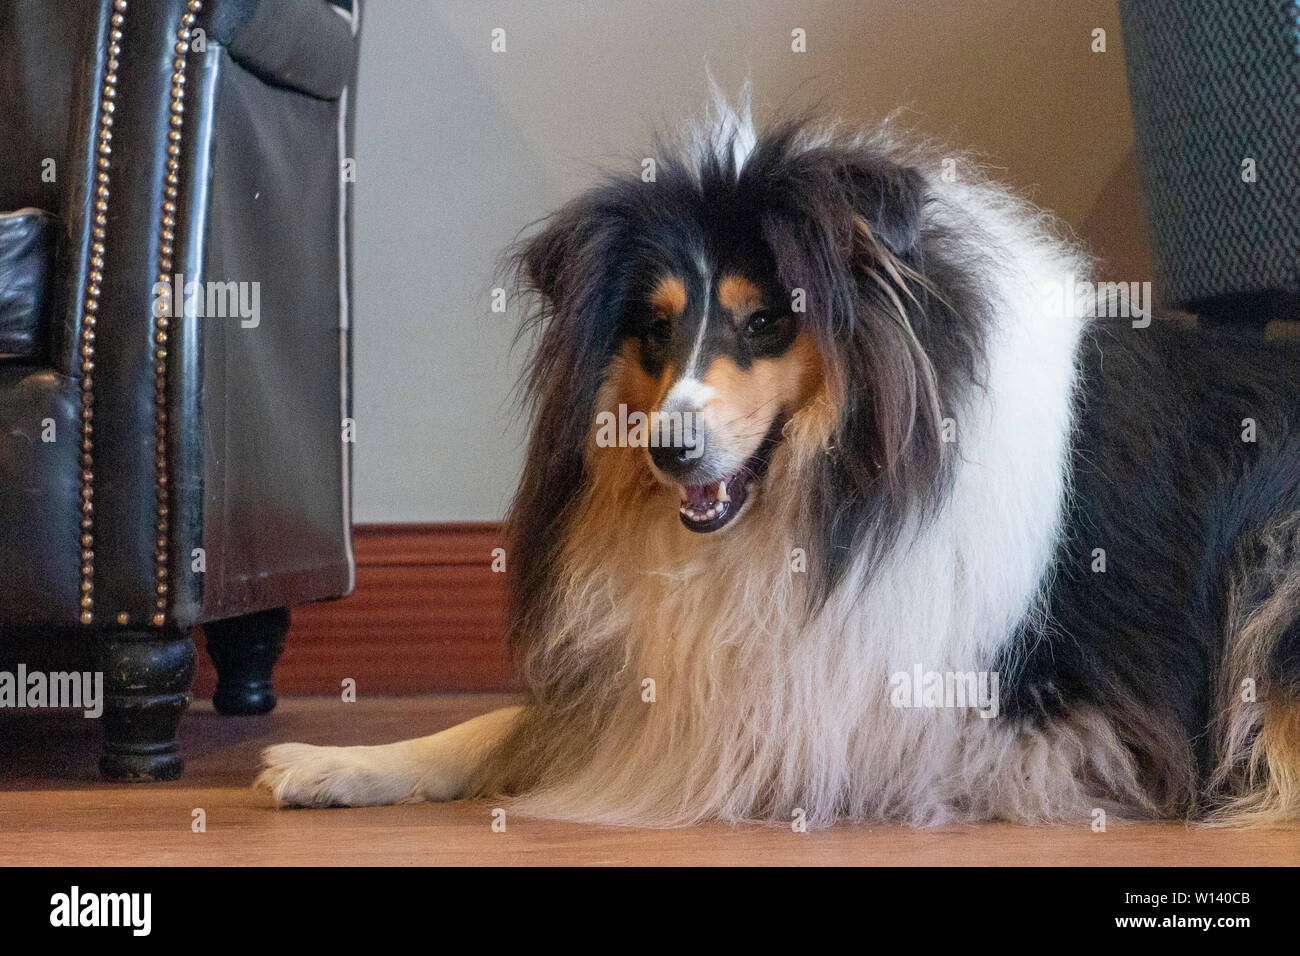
[
  {"x1": 784, "y1": 376, "x2": 838, "y2": 476},
  {"x1": 716, "y1": 275, "x2": 764, "y2": 319},
  {"x1": 699, "y1": 332, "x2": 824, "y2": 459},
  {"x1": 649, "y1": 276, "x2": 688, "y2": 318},
  {"x1": 611, "y1": 339, "x2": 672, "y2": 412},
  {"x1": 586, "y1": 340, "x2": 669, "y2": 506}
]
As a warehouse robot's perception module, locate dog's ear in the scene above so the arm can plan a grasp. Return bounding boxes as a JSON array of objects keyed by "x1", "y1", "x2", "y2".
[
  {"x1": 517, "y1": 200, "x2": 601, "y2": 307},
  {"x1": 520, "y1": 213, "x2": 572, "y2": 303},
  {"x1": 844, "y1": 160, "x2": 926, "y2": 259},
  {"x1": 507, "y1": 194, "x2": 629, "y2": 652}
]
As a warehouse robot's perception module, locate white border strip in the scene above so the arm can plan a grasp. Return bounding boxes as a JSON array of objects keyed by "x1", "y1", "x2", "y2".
[{"x1": 335, "y1": 0, "x2": 359, "y2": 592}]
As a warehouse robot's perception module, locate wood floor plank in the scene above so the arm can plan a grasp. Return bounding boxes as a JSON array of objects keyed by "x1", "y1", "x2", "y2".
[{"x1": 2, "y1": 696, "x2": 1297, "y2": 866}]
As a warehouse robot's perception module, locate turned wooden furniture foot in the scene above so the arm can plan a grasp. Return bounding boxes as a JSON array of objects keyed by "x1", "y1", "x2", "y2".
[
  {"x1": 205, "y1": 607, "x2": 290, "y2": 716},
  {"x1": 96, "y1": 627, "x2": 196, "y2": 782}
]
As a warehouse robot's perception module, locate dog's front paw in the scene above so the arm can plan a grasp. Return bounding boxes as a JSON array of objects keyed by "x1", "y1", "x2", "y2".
[{"x1": 255, "y1": 742, "x2": 415, "y2": 808}]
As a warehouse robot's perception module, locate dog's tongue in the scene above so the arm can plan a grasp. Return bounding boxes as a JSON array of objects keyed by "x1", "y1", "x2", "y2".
[
  {"x1": 682, "y1": 481, "x2": 722, "y2": 507},
  {"x1": 677, "y1": 473, "x2": 745, "y2": 531}
]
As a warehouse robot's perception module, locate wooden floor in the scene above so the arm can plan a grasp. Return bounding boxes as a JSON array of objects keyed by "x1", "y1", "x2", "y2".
[{"x1": 2, "y1": 695, "x2": 1298, "y2": 866}]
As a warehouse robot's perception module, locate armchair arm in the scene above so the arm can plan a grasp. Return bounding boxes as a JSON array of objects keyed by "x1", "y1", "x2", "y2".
[{"x1": 209, "y1": 0, "x2": 358, "y2": 99}]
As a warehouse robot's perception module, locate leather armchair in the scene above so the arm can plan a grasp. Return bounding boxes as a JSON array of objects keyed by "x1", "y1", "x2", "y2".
[{"x1": 0, "y1": 0, "x2": 359, "y2": 779}]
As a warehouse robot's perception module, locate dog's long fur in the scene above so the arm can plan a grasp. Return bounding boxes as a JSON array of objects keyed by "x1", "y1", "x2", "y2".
[{"x1": 259, "y1": 91, "x2": 1300, "y2": 827}]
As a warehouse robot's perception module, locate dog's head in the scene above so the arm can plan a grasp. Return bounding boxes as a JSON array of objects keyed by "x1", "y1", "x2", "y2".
[
  {"x1": 508, "y1": 102, "x2": 986, "y2": 615},
  {"x1": 596, "y1": 226, "x2": 828, "y2": 534}
]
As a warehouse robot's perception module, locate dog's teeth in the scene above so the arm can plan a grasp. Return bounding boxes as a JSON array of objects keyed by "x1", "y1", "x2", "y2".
[{"x1": 679, "y1": 491, "x2": 737, "y2": 525}]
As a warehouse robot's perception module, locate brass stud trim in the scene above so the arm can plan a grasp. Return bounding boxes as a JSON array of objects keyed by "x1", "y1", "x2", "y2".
[
  {"x1": 151, "y1": 0, "x2": 202, "y2": 629},
  {"x1": 76, "y1": 2, "x2": 134, "y2": 626}
]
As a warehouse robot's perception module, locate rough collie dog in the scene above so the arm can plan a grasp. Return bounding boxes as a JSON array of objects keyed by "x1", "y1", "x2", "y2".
[{"x1": 259, "y1": 92, "x2": 1300, "y2": 827}]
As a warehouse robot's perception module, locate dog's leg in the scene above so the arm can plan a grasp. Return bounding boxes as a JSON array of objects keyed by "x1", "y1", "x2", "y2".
[{"x1": 255, "y1": 706, "x2": 524, "y2": 807}]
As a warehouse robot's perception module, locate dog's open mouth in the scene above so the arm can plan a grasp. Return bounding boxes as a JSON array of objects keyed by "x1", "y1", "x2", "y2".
[
  {"x1": 677, "y1": 471, "x2": 751, "y2": 532},
  {"x1": 675, "y1": 419, "x2": 785, "y2": 533}
]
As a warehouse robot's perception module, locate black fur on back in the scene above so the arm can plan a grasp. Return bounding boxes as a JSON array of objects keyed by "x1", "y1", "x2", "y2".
[{"x1": 1000, "y1": 318, "x2": 1300, "y2": 812}]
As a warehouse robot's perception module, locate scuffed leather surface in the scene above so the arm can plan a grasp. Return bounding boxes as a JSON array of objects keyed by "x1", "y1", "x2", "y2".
[
  {"x1": 0, "y1": 367, "x2": 82, "y2": 624},
  {"x1": 0, "y1": 209, "x2": 57, "y2": 361},
  {"x1": 194, "y1": 47, "x2": 352, "y2": 622}
]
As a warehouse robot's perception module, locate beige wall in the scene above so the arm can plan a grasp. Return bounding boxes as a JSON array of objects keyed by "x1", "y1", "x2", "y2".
[{"x1": 351, "y1": 0, "x2": 1142, "y2": 522}]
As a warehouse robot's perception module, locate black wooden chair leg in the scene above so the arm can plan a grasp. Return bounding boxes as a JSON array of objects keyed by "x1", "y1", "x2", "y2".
[
  {"x1": 97, "y1": 627, "x2": 196, "y2": 782},
  {"x1": 205, "y1": 607, "x2": 290, "y2": 716}
]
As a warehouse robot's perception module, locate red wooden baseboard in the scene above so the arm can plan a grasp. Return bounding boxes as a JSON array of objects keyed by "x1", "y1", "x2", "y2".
[{"x1": 191, "y1": 522, "x2": 516, "y2": 697}]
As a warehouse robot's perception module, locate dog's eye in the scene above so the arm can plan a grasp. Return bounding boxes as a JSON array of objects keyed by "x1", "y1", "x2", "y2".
[
  {"x1": 743, "y1": 310, "x2": 772, "y2": 337},
  {"x1": 647, "y1": 318, "x2": 672, "y2": 342}
]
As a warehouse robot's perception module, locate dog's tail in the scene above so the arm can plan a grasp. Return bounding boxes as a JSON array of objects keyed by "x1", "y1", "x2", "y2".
[{"x1": 1206, "y1": 509, "x2": 1300, "y2": 826}]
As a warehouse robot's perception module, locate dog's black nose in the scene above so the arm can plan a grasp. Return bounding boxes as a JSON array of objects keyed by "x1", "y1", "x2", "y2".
[{"x1": 650, "y1": 431, "x2": 707, "y2": 479}]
